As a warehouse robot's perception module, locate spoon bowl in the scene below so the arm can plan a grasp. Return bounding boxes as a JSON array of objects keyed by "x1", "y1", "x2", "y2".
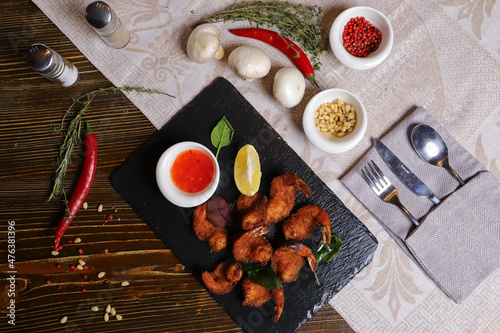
[{"x1": 410, "y1": 124, "x2": 464, "y2": 185}]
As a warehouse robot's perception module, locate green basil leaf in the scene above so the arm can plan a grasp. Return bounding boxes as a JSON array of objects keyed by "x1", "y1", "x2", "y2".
[
  {"x1": 242, "y1": 264, "x2": 282, "y2": 290},
  {"x1": 210, "y1": 116, "x2": 234, "y2": 158},
  {"x1": 316, "y1": 234, "x2": 342, "y2": 264}
]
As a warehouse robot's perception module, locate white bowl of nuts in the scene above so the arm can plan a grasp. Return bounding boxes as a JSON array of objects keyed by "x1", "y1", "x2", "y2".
[{"x1": 302, "y1": 88, "x2": 367, "y2": 153}]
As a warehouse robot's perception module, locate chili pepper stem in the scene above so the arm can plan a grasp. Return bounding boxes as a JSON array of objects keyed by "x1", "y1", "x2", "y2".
[
  {"x1": 85, "y1": 121, "x2": 93, "y2": 134},
  {"x1": 308, "y1": 75, "x2": 320, "y2": 89}
]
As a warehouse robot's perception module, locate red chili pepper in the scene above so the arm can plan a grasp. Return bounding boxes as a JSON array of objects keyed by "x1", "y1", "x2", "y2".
[
  {"x1": 53, "y1": 122, "x2": 97, "y2": 251},
  {"x1": 230, "y1": 28, "x2": 319, "y2": 88}
]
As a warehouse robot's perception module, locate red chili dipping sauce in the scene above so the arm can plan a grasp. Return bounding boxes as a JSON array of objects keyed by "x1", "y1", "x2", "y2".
[{"x1": 171, "y1": 149, "x2": 214, "y2": 193}]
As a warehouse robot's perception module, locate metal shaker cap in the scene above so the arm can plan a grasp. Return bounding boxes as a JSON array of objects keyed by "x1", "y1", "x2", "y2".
[
  {"x1": 85, "y1": 1, "x2": 113, "y2": 29},
  {"x1": 26, "y1": 44, "x2": 55, "y2": 73}
]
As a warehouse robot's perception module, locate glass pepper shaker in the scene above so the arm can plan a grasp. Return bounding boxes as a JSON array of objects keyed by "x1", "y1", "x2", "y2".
[
  {"x1": 25, "y1": 43, "x2": 79, "y2": 87},
  {"x1": 85, "y1": 1, "x2": 130, "y2": 49}
]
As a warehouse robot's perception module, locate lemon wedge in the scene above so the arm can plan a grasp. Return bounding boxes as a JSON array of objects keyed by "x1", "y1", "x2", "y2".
[{"x1": 234, "y1": 144, "x2": 261, "y2": 196}]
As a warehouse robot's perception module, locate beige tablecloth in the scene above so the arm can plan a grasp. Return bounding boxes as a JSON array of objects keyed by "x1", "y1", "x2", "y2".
[{"x1": 32, "y1": 0, "x2": 500, "y2": 332}]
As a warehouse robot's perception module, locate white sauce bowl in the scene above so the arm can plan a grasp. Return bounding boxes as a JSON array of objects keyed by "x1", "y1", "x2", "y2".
[{"x1": 156, "y1": 141, "x2": 219, "y2": 207}]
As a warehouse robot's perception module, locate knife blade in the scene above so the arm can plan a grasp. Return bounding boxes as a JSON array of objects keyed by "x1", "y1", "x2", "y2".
[{"x1": 374, "y1": 139, "x2": 441, "y2": 205}]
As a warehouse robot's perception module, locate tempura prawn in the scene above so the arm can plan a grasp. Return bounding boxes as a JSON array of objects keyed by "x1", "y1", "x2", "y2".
[
  {"x1": 202, "y1": 260, "x2": 243, "y2": 295},
  {"x1": 282, "y1": 205, "x2": 331, "y2": 244},
  {"x1": 193, "y1": 202, "x2": 228, "y2": 252},
  {"x1": 271, "y1": 243, "x2": 317, "y2": 283},
  {"x1": 266, "y1": 173, "x2": 311, "y2": 224},
  {"x1": 272, "y1": 286, "x2": 284, "y2": 322},
  {"x1": 236, "y1": 192, "x2": 268, "y2": 230},
  {"x1": 233, "y1": 225, "x2": 273, "y2": 266},
  {"x1": 241, "y1": 277, "x2": 272, "y2": 307},
  {"x1": 241, "y1": 278, "x2": 284, "y2": 323}
]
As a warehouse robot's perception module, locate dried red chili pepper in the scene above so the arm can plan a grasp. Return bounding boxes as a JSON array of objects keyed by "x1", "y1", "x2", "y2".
[
  {"x1": 53, "y1": 122, "x2": 97, "y2": 250},
  {"x1": 230, "y1": 28, "x2": 319, "y2": 88}
]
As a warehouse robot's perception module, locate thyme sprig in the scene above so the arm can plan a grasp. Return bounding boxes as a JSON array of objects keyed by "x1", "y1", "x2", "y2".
[
  {"x1": 206, "y1": 1, "x2": 326, "y2": 70},
  {"x1": 49, "y1": 87, "x2": 174, "y2": 201}
]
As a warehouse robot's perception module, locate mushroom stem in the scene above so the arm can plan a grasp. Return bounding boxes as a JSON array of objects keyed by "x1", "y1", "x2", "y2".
[{"x1": 214, "y1": 46, "x2": 224, "y2": 60}]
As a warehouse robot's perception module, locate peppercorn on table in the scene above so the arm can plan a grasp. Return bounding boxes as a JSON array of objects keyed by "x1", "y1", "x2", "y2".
[{"x1": 1, "y1": 0, "x2": 500, "y2": 333}]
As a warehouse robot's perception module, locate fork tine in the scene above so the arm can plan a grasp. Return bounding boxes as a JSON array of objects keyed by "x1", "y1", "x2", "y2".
[
  {"x1": 361, "y1": 168, "x2": 378, "y2": 192},
  {"x1": 370, "y1": 160, "x2": 390, "y2": 185},
  {"x1": 361, "y1": 160, "x2": 420, "y2": 226},
  {"x1": 365, "y1": 162, "x2": 383, "y2": 189}
]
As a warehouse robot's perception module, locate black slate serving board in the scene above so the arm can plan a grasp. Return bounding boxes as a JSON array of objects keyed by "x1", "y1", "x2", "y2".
[{"x1": 111, "y1": 77, "x2": 378, "y2": 333}]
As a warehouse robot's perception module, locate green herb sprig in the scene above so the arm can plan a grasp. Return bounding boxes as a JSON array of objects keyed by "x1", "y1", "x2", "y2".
[
  {"x1": 206, "y1": 1, "x2": 326, "y2": 70},
  {"x1": 243, "y1": 263, "x2": 282, "y2": 289},
  {"x1": 314, "y1": 234, "x2": 342, "y2": 285},
  {"x1": 210, "y1": 116, "x2": 234, "y2": 158},
  {"x1": 49, "y1": 87, "x2": 174, "y2": 201}
]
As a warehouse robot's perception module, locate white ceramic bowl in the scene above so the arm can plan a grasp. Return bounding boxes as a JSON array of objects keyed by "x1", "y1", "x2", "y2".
[
  {"x1": 156, "y1": 141, "x2": 219, "y2": 208},
  {"x1": 303, "y1": 89, "x2": 367, "y2": 153},
  {"x1": 330, "y1": 6, "x2": 393, "y2": 70}
]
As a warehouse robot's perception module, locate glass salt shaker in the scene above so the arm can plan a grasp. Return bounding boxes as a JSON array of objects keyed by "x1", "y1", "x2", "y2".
[
  {"x1": 85, "y1": 1, "x2": 130, "y2": 49},
  {"x1": 25, "y1": 44, "x2": 79, "y2": 87}
]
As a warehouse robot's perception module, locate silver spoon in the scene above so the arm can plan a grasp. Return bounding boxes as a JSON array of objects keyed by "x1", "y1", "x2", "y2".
[{"x1": 410, "y1": 124, "x2": 464, "y2": 185}]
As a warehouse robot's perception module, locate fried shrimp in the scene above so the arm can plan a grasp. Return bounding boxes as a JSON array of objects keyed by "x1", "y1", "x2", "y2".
[
  {"x1": 193, "y1": 202, "x2": 228, "y2": 252},
  {"x1": 266, "y1": 173, "x2": 311, "y2": 224},
  {"x1": 201, "y1": 260, "x2": 243, "y2": 295},
  {"x1": 242, "y1": 277, "x2": 272, "y2": 307},
  {"x1": 271, "y1": 243, "x2": 317, "y2": 283},
  {"x1": 272, "y1": 287, "x2": 284, "y2": 322},
  {"x1": 236, "y1": 192, "x2": 268, "y2": 230},
  {"x1": 241, "y1": 278, "x2": 284, "y2": 323},
  {"x1": 233, "y1": 226, "x2": 273, "y2": 266},
  {"x1": 282, "y1": 205, "x2": 331, "y2": 244}
]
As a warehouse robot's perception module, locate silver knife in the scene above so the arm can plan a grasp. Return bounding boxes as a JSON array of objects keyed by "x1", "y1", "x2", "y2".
[{"x1": 374, "y1": 139, "x2": 441, "y2": 205}]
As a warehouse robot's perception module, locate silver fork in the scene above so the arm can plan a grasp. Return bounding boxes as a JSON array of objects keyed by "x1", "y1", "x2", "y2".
[{"x1": 361, "y1": 160, "x2": 419, "y2": 226}]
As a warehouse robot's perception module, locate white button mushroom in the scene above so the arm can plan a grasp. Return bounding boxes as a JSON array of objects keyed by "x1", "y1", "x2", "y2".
[
  {"x1": 228, "y1": 46, "x2": 271, "y2": 81},
  {"x1": 273, "y1": 67, "x2": 305, "y2": 108},
  {"x1": 186, "y1": 23, "x2": 224, "y2": 64}
]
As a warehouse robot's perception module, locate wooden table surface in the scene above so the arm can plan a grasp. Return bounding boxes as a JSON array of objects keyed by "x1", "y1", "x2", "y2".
[{"x1": 0, "y1": 1, "x2": 355, "y2": 332}]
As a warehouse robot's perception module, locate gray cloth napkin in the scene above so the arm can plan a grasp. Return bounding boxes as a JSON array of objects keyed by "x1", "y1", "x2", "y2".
[{"x1": 341, "y1": 106, "x2": 500, "y2": 303}]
